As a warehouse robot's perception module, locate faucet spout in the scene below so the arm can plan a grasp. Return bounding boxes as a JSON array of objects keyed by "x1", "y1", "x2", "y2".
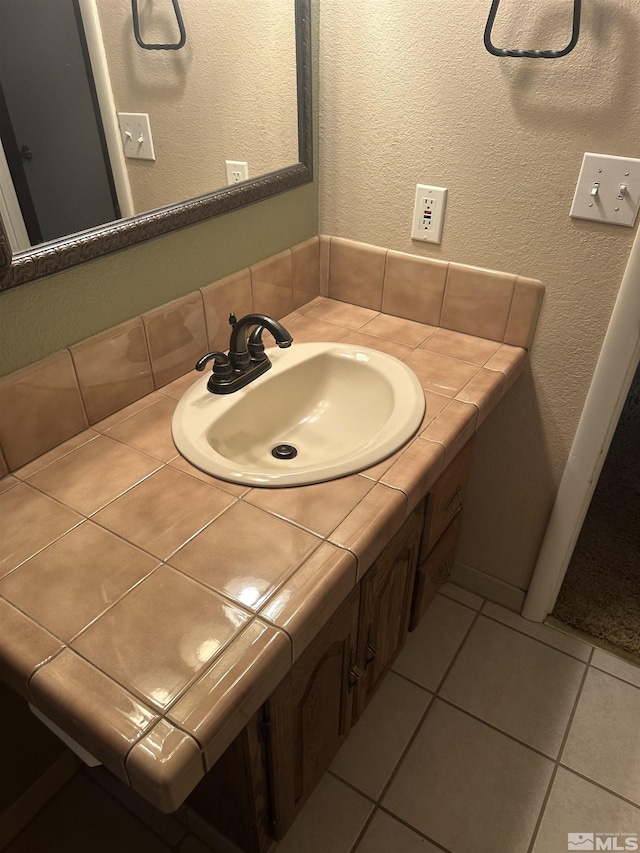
[{"x1": 229, "y1": 313, "x2": 292, "y2": 367}]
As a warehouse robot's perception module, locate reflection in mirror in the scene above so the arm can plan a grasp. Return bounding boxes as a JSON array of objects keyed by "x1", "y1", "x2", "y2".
[
  {"x1": 0, "y1": 0, "x2": 298, "y2": 249},
  {"x1": 0, "y1": 0, "x2": 312, "y2": 288}
]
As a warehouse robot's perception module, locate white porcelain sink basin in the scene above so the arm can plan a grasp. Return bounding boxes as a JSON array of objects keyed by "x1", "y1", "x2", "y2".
[{"x1": 172, "y1": 342, "x2": 425, "y2": 487}]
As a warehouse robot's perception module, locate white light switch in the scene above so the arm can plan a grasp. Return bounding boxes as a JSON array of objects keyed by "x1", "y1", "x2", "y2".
[
  {"x1": 570, "y1": 153, "x2": 640, "y2": 227},
  {"x1": 117, "y1": 112, "x2": 155, "y2": 161}
]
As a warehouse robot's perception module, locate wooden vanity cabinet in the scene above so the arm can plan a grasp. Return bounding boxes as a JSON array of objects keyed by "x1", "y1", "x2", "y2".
[
  {"x1": 187, "y1": 708, "x2": 273, "y2": 853},
  {"x1": 353, "y1": 505, "x2": 422, "y2": 720},
  {"x1": 266, "y1": 585, "x2": 361, "y2": 839},
  {"x1": 266, "y1": 507, "x2": 422, "y2": 838},
  {"x1": 410, "y1": 438, "x2": 475, "y2": 629}
]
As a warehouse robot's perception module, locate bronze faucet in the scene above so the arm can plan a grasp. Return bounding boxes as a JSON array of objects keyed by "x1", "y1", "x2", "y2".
[{"x1": 196, "y1": 312, "x2": 292, "y2": 394}]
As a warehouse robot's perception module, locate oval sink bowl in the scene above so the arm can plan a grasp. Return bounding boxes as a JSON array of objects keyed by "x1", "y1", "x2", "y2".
[{"x1": 172, "y1": 342, "x2": 425, "y2": 487}]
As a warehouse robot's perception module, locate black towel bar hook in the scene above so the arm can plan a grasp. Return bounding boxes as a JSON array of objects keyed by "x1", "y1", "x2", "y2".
[
  {"x1": 131, "y1": 0, "x2": 186, "y2": 51},
  {"x1": 484, "y1": 0, "x2": 581, "y2": 58}
]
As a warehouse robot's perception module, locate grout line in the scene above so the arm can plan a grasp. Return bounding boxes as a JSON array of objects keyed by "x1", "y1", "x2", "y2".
[
  {"x1": 347, "y1": 601, "x2": 599, "y2": 853},
  {"x1": 346, "y1": 808, "x2": 377, "y2": 853},
  {"x1": 437, "y1": 263, "x2": 450, "y2": 328},
  {"x1": 437, "y1": 585, "x2": 483, "y2": 612},
  {"x1": 525, "y1": 645, "x2": 594, "y2": 853},
  {"x1": 588, "y1": 661, "x2": 640, "y2": 690},
  {"x1": 338, "y1": 687, "x2": 453, "y2": 853},
  {"x1": 500, "y1": 278, "x2": 518, "y2": 344},
  {"x1": 325, "y1": 769, "x2": 376, "y2": 805},
  {"x1": 479, "y1": 607, "x2": 592, "y2": 663},
  {"x1": 376, "y1": 806, "x2": 454, "y2": 852},
  {"x1": 390, "y1": 668, "x2": 435, "y2": 695},
  {"x1": 0, "y1": 514, "x2": 86, "y2": 583},
  {"x1": 13, "y1": 429, "x2": 102, "y2": 482},
  {"x1": 65, "y1": 562, "x2": 164, "y2": 646},
  {"x1": 434, "y1": 696, "x2": 566, "y2": 764},
  {"x1": 346, "y1": 610, "x2": 485, "y2": 850},
  {"x1": 545, "y1": 616, "x2": 640, "y2": 673},
  {"x1": 431, "y1": 603, "x2": 484, "y2": 696},
  {"x1": 368, "y1": 694, "x2": 435, "y2": 803},
  {"x1": 378, "y1": 249, "x2": 388, "y2": 313},
  {"x1": 67, "y1": 348, "x2": 91, "y2": 428},
  {"x1": 555, "y1": 764, "x2": 640, "y2": 810}
]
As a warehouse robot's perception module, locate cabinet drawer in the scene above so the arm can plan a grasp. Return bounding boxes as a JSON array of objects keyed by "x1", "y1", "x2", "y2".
[
  {"x1": 422, "y1": 437, "x2": 474, "y2": 560},
  {"x1": 411, "y1": 513, "x2": 462, "y2": 630}
]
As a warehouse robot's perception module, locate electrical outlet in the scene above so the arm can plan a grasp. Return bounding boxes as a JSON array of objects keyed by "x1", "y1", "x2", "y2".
[
  {"x1": 117, "y1": 112, "x2": 155, "y2": 161},
  {"x1": 225, "y1": 160, "x2": 249, "y2": 184},
  {"x1": 412, "y1": 184, "x2": 447, "y2": 243}
]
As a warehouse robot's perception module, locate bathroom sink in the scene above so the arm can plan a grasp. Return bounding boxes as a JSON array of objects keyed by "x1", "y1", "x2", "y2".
[{"x1": 172, "y1": 342, "x2": 425, "y2": 487}]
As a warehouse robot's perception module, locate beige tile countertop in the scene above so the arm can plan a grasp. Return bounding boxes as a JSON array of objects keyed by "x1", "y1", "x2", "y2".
[{"x1": 0, "y1": 296, "x2": 527, "y2": 814}]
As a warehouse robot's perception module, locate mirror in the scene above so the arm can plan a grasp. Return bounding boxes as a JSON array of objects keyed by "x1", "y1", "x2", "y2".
[{"x1": 0, "y1": 0, "x2": 312, "y2": 290}]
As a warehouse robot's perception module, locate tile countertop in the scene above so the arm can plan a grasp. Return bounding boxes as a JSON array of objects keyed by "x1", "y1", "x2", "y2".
[{"x1": 0, "y1": 297, "x2": 527, "y2": 813}]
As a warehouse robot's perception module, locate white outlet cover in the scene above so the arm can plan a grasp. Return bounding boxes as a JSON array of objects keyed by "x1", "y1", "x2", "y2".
[
  {"x1": 412, "y1": 184, "x2": 448, "y2": 244},
  {"x1": 225, "y1": 160, "x2": 249, "y2": 184},
  {"x1": 570, "y1": 153, "x2": 640, "y2": 227}
]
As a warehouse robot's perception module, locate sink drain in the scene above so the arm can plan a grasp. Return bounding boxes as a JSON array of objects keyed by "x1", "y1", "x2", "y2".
[{"x1": 272, "y1": 444, "x2": 298, "y2": 460}]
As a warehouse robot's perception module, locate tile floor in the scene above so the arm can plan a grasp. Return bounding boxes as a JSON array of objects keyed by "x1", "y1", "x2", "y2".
[{"x1": 4, "y1": 585, "x2": 639, "y2": 853}]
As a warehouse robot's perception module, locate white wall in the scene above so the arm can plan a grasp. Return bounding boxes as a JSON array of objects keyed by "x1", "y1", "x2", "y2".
[{"x1": 319, "y1": 0, "x2": 640, "y2": 592}]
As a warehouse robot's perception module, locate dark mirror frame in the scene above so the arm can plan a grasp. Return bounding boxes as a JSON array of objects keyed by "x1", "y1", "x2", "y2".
[{"x1": 0, "y1": 0, "x2": 312, "y2": 291}]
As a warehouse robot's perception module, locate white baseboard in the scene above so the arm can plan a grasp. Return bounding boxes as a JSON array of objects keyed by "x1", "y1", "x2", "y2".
[{"x1": 451, "y1": 561, "x2": 526, "y2": 613}]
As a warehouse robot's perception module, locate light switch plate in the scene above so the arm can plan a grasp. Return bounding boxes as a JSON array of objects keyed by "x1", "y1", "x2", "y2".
[
  {"x1": 117, "y1": 112, "x2": 156, "y2": 161},
  {"x1": 570, "y1": 153, "x2": 640, "y2": 227}
]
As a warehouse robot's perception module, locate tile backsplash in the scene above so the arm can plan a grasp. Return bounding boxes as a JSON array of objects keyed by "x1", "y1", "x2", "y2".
[{"x1": 0, "y1": 235, "x2": 543, "y2": 473}]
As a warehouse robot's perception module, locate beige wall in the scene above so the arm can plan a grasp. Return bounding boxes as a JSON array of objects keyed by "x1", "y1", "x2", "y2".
[
  {"x1": 97, "y1": 0, "x2": 298, "y2": 212},
  {"x1": 319, "y1": 0, "x2": 640, "y2": 591}
]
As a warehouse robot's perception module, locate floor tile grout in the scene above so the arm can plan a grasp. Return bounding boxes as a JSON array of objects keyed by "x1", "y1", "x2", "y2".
[
  {"x1": 342, "y1": 606, "x2": 485, "y2": 852},
  {"x1": 342, "y1": 592, "x2": 640, "y2": 853},
  {"x1": 525, "y1": 644, "x2": 594, "y2": 853},
  {"x1": 479, "y1": 607, "x2": 592, "y2": 662},
  {"x1": 376, "y1": 805, "x2": 453, "y2": 852},
  {"x1": 588, "y1": 660, "x2": 640, "y2": 690},
  {"x1": 556, "y1": 764, "x2": 640, "y2": 810},
  {"x1": 433, "y1": 696, "x2": 570, "y2": 763}
]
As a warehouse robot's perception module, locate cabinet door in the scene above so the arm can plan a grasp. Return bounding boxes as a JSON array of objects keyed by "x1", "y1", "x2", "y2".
[
  {"x1": 187, "y1": 707, "x2": 273, "y2": 853},
  {"x1": 266, "y1": 586, "x2": 360, "y2": 838},
  {"x1": 410, "y1": 512, "x2": 463, "y2": 630},
  {"x1": 355, "y1": 508, "x2": 422, "y2": 720},
  {"x1": 422, "y1": 437, "x2": 475, "y2": 559}
]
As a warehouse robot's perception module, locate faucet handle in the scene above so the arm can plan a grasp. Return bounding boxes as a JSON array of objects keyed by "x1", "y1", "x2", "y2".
[
  {"x1": 228, "y1": 312, "x2": 237, "y2": 327},
  {"x1": 195, "y1": 352, "x2": 233, "y2": 379}
]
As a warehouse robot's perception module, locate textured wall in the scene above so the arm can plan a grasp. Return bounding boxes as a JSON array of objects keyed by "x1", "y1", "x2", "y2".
[
  {"x1": 319, "y1": 0, "x2": 640, "y2": 591},
  {"x1": 97, "y1": 0, "x2": 298, "y2": 212}
]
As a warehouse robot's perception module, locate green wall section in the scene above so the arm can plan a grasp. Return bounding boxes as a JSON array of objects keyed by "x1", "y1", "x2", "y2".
[{"x1": 0, "y1": 182, "x2": 317, "y2": 375}]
